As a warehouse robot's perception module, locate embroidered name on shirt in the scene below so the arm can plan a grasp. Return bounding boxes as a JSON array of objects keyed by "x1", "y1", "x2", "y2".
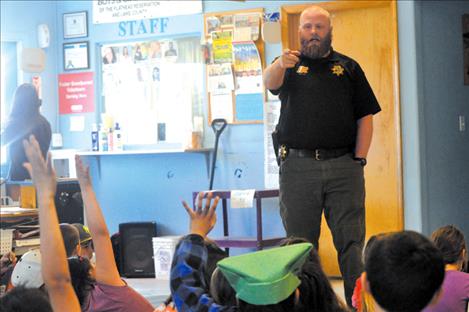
[
  {"x1": 331, "y1": 64, "x2": 344, "y2": 76},
  {"x1": 296, "y1": 66, "x2": 309, "y2": 75}
]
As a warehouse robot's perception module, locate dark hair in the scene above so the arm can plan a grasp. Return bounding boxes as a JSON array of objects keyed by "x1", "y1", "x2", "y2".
[
  {"x1": 60, "y1": 224, "x2": 80, "y2": 257},
  {"x1": 238, "y1": 293, "x2": 295, "y2": 312},
  {"x1": 0, "y1": 286, "x2": 52, "y2": 312},
  {"x1": 210, "y1": 267, "x2": 237, "y2": 306},
  {"x1": 431, "y1": 225, "x2": 466, "y2": 265},
  {"x1": 280, "y1": 237, "x2": 347, "y2": 312},
  {"x1": 68, "y1": 256, "x2": 95, "y2": 307},
  {"x1": 365, "y1": 231, "x2": 445, "y2": 312},
  {"x1": 8, "y1": 83, "x2": 41, "y2": 121}
]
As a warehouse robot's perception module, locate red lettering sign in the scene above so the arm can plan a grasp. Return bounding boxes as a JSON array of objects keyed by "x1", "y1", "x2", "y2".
[{"x1": 58, "y1": 72, "x2": 94, "y2": 114}]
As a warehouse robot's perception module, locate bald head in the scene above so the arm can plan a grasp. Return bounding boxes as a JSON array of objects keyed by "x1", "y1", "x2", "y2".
[
  {"x1": 298, "y1": 6, "x2": 333, "y2": 59},
  {"x1": 299, "y1": 6, "x2": 331, "y2": 28}
]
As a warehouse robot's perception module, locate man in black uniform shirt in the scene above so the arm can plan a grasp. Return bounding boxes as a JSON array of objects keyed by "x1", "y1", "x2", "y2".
[{"x1": 263, "y1": 6, "x2": 381, "y2": 307}]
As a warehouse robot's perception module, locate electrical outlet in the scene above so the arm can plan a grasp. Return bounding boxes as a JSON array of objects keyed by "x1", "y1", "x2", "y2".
[{"x1": 459, "y1": 115, "x2": 465, "y2": 132}]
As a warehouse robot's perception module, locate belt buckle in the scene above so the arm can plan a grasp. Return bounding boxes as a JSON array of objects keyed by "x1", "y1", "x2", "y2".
[
  {"x1": 280, "y1": 145, "x2": 288, "y2": 161},
  {"x1": 315, "y1": 149, "x2": 322, "y2": 160}
]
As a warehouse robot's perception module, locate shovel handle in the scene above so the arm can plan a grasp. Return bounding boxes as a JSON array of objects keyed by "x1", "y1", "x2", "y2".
[{"x1": 211, "y1": 118, "x2": 227, "y2": 136}]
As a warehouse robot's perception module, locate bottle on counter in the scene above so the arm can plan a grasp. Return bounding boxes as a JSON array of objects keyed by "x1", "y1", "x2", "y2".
[
  {"x1": 113, "y1": 123, "x2": 123, "y2": 151},
  {"x1": 99, "y1": 124, "x2": 108, "y2": 152},
  {"x1": 107, "y1": 127, "x2": 114, "y2": 151},
  {"x1": 91, "y1": 123, "x2": 99, "y2": 151}
]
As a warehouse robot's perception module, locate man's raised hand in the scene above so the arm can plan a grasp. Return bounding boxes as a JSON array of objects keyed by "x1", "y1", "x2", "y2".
[{"x1": 279, "y1": 49, "x2": 301, "y2": 69}]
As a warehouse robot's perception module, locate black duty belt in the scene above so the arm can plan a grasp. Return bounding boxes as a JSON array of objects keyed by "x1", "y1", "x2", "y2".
[{"x1": 279, "y1": 145, "x2": 350, "y2": 161}]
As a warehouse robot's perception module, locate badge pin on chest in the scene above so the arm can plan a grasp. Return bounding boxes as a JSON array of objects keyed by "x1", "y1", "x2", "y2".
[
  {"x1": 296, "y1": 66, "x2": 309, "y2": 75},
  {"x1": 331, "y1": 64, "x2": 345, "y2": 77}
]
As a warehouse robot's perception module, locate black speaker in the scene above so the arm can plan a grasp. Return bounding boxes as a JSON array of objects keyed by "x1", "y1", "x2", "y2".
[
  {"x1": 119, "y1": 222, "x2": 157, "y2": 278},
  {"x1": 55, "y1": 180, "x2": 84, "y2": 224}
]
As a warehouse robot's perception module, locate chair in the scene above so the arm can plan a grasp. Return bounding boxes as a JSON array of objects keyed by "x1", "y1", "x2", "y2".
[{"x1": 192, "y1": 189, "x2": 284, "y2": 251}]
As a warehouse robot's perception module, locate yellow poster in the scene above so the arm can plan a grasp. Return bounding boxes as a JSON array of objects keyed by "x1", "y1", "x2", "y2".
[{"x1": 212, "y1": 30, "x2": 233, "y2": 64}]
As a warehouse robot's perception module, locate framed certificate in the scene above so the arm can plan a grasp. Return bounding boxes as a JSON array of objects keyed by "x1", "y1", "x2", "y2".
[
  {"x1": 63, "y1": 42, "x2": 89, "y2": 71},
  {"x1": 63, "y1": 11, "x2": 88, "y2": 39}
]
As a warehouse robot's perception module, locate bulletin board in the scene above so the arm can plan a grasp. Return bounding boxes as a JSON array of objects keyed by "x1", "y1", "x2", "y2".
[{"x1": 204, "y1": 8, "x2": 265, "y2": 124}]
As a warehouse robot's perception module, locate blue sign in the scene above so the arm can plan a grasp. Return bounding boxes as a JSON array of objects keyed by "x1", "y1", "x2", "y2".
[{"x1": 118, "y1": 18, "x2": 169, "y2": 36}]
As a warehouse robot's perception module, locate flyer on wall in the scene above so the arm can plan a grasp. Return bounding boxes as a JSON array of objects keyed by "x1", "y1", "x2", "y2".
[{"x1": 232, "y1": 42, "x2": 262, "y2": 94}]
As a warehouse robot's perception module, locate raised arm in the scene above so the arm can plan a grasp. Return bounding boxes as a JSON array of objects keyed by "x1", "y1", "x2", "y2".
[
  {"x1": 263, "y1": 49, "x2": 300, "y2": 90},
  {"x1": 171, "y1": 192, "x2": 235, "y2": 312},
  {"x1": 23, "y1": 136, "x2": 80, "y2": 312},
  {"x1": 75, "y1": 155, "x2": 124, "y2": 286}
]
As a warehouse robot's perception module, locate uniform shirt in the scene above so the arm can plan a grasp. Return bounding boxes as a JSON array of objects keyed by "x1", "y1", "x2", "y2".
[
  {"x1": 170, "y1": 234, "x2": 236, "y2": 312},
  {"x1": 270, "y1": 49, "x2": 381, "y2": 150},
  {"x1": 2, "y1": 115, "x2": 51, "y2": 181}
]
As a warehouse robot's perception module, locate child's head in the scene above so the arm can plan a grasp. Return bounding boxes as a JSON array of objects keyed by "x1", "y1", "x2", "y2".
[
  {"x1": 431, "y1": 225, "x2": 467, "y2": 268},
  {"x1": 364, "y1": 231, "x2": 445, "y2": 312},
  {"x1": 60, "y1": 223, "x2": 81, "y2": 257},
  {"x1": 280, "y1": 237, "x2": 347, "y2": 312},
  {"x1": 215, "y1": 242, "x2": 313, "y2": 311},
  {"x1": 72, "y1": 223, "x2": 94, "y2": 259},
  {"x1": 0, "y1": 286, "x2": 52, "y2": 312},
  {"x1": 11, "y1": 249, "x2": 43, "y2": 289},
  {"x1": 68, "y1": 256, "x2": 95, "y2": 307}
]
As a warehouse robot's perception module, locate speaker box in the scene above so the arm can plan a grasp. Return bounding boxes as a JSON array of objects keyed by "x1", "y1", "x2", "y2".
[
  {"x1": 119, "y1": 222, "x2": 157, "y2": 278},
  {"x1": 55, "y1": 180, "x2": 84, "y2": 224}
]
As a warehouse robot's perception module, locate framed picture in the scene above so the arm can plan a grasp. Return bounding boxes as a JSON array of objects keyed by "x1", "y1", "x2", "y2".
[
  {"x1": 63, "y1": 41, "x2": 89, "y2": 71},
  {"x1": 63, "y1": 11, "x2": 88, "y2": 39}
]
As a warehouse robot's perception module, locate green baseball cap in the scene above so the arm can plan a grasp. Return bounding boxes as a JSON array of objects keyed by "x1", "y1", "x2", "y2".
[{"x1": 217, "y1": 242, "x2": 312, "y2": 305}]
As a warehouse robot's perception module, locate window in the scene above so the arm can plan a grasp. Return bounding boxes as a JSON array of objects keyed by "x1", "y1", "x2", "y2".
[
  {"x1": 1, "y1": 42, "x2": 18, "y2": 165},
  {"x1": 99, "y1": 36, "x2": 203, "y2": 148}
]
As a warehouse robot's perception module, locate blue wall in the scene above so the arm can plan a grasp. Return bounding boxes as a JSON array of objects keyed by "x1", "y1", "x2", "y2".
[
  {"x1": 1, "y1": 1, "x2": 468, "y2": 242},
  {"x1": 416, "y1": 1, "x2": 469, "y2": 237}
]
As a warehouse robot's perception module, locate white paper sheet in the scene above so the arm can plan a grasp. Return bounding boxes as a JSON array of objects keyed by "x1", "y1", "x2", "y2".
[
  {"x1": 69, "y1": 115, "x2": 85, "y2": 132},
  {"x1": 264, "y1": 100, "x2": 281, "y2": 189},
  {"x1": 231, "y1": 189, "x2": 255, "y2": 209},
  {"x1": 210, "y1": 93, "x2": 233, "y2": 122}
]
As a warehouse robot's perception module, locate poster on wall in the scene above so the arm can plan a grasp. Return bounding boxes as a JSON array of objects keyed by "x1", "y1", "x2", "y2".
[
  {"x1": 99, "y1": 37, "x2": 202, "y2": 146},
  {"x1": 232, "y1": 42, "x2": 263, "y2": 94},
  {"x1": 234, "y1": 13, "x2": 261, "y2": 41},
  {"x1": 212, "y1": 30, "x2": 233, "y2": 63},
  {"x1": 93, "y1": 0, "x2": 202, "y2": 24},
  {"x1": 58, "y1": 72, "x2": 94, "y2": 114}
]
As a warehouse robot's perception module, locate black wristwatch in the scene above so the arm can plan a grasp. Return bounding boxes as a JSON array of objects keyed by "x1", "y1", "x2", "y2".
[{"x1": 353, "y1": 157, "x2": 367, "y2": 166}]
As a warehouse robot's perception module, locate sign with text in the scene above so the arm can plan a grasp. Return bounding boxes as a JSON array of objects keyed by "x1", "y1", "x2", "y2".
[
  {"x1": 58, "y1": 72, "x2": 94, "y2": 114},
  {"x1": 93, "y1": 0, "x2": 202, "y2": 24}
]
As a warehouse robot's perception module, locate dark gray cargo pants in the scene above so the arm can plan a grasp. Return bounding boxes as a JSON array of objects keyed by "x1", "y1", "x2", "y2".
[{"x1": 279, "y1": 153, "x2": 365, "y2": 307}]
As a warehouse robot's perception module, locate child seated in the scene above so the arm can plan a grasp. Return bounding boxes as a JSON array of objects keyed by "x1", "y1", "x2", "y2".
[
  {"x1": 362, "y1": 231, "x2": 445, "y2": 312},
  {"x1": 67, "y1": 155, "x2": 154, "y2": 312},
  {"x1": 423, "y1": 225, "x2": 469, "y2": 312},
  {"x1": 170, "y1": 192, "x2": 348, "y2": 312}
]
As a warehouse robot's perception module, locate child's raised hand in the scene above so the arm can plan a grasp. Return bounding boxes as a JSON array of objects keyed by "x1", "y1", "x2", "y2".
[
  {"x1": 182, "y1": 192, "x2": 219, "y2": 238},
  {"x1": 23, "y1": 135, "x2": 56, "y2": 197},
  {"x1": 75, "y1": 155, "x2": 91, "y2": 186}
]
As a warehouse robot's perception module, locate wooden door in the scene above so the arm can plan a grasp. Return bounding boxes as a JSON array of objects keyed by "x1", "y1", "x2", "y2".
[{"x1": 281, "y1": 1, "x2": 402, "y2": 276}]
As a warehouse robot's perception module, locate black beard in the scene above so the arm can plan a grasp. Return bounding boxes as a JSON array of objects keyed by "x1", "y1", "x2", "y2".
[{"x1": 300, "y1": 31, "x2": 332, "y2": 59}]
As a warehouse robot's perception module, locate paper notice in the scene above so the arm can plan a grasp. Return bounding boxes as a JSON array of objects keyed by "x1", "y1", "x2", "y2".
[
  {"x1": 231, "y1": 189, "x2": 255, "y2": 208},
  {"x1": 69, "y1": 115, "x2": 85, "y2": 132}
]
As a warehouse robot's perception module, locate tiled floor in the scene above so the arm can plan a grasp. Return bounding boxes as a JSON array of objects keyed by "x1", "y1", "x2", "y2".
[{"x1": 125, "y1": 277, "x2": 346, "y2": 308}]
